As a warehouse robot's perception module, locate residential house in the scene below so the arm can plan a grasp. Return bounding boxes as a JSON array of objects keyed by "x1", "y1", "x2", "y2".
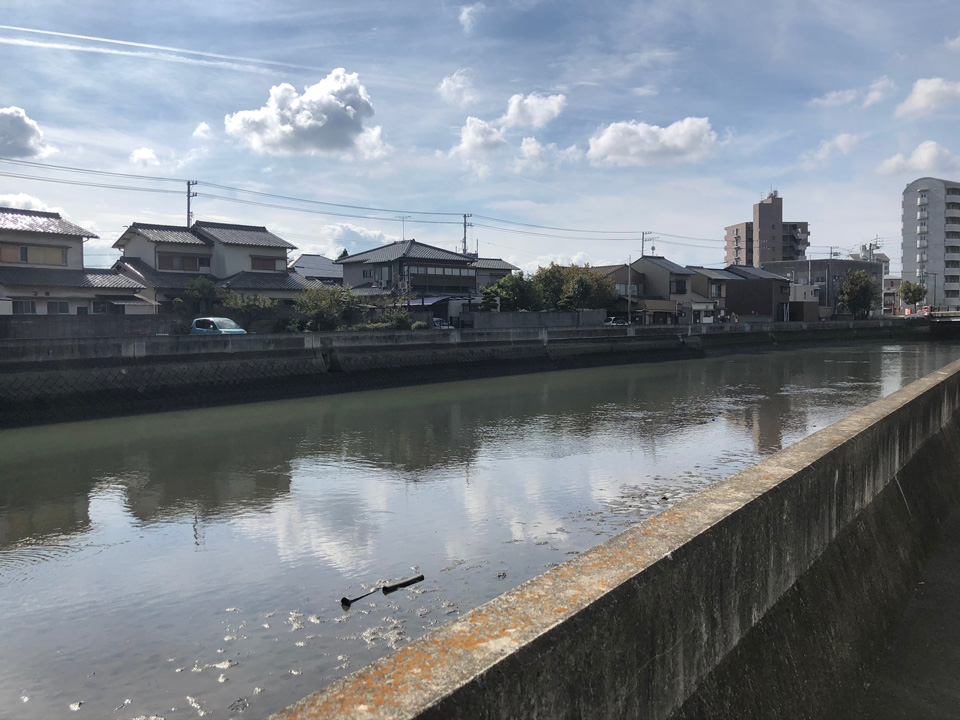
[
  {"x1": 289, "y1": 254, "x2": 344, "y2": 284},
  {"x1": 591, "y1": 264, "x2": 644, "y2": 318},
  {"x1": 883, "y1": 276, "x2": 903, "y2": 316},
  {"x1": 0, "y1": 206, "x2": 150, "y2": 316},
  {"x1": 114, "y1": 220, "x2": 317, "y2": 313},
  {"x1": 632, "y1": 256, "x2": 715, "y2": 324},
  {"x1": 724, "y1": 265, "x2": 791, "y2": 321},
  {"x1": 470, "y1": 257, "x2": 520, "y2": 288},
  {"x1": 687, "y1": 267, "x2": 741, "y2": 322},
  {"x1": 336, "y1": 240, "x2": 478, "y2": 296}
]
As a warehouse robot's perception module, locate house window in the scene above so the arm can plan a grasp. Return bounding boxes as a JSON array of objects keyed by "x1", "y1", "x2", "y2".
[
  {"x1": 0, "y1": 244, "x2": 67, "y2": 265},
  {"x1": 710, "y1": 283, "x2": 723, "y2": 298},
  {"x1": 12, "y1": 300, "x2": 36, "y2": 314},
  {"x1": 158, "y1": 253, "x2": 207, "y2": 271},
  {"x1": 47, "y1": 301, "x2": 70, "y2": 314},
  {"x1": 92, "y1": 301, "x2": 109, "y2": 314},
  {"x1": 198, "y1": 257, "x2": 211, "y2": 268},
  {"x1": 251, "y1": 256, "x2": 279, "y2": 271},
  {"x1": 669, "y1": 279, "x2": 687, "y2": 295},
  {"x1": 946, "y1": 275, "x2": 960, "y2": 284}
]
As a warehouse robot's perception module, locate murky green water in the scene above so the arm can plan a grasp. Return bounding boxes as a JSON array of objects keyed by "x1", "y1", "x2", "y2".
[{"x1": 2, "y1": 342, "x2": 960, "y2": 719}]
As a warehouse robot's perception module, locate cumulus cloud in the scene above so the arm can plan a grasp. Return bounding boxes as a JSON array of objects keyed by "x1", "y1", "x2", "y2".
[
  {"x1": 586, "y1": 117, "x2": 717, "y2": 167},
  {"x1": 459, "y1": 3, "x2": 485, "y2": 34},
  {"x1": 895, "y1": 78, "x2": 960, "y2": 119},
  {"x1": 0, "y1": 106, "x2": 55, "y2": 158},
  {"x1": 192, "y1": 122, "x2": 213, "y2": 139},
  {"x1": 224, "y1": 68, "x2": 388, "y2": 158},
  {"x1": 0, "y1": 193, "x2": 61, "y2": 213},
  {"x1": 513, "y1": 137, "x2": 581, "y2": 173},
  {"x1": 129, "y1": 147, "x2": 160, "y2": 166},
  {"x1": 448, "y1": 117, "x2": 507, "y2": 177},
  {"x1": 801, "y1": 132, "x2": 865, "y2": 168},
  {"x1": 878, "y1": 141, "x2": 960, "y2": 174},
  {"x1": 863, "y1": 76, "x2": 896, "y2": 107},
  {"x1": 810, "y1": 89, "x2": 858, "y2": 107},
  {"x1": 438, "y1": 69, "x2": 477, "y2": 107},
  {"x1": 498, "y1": 92, "x2": 567, "y2": 129}
]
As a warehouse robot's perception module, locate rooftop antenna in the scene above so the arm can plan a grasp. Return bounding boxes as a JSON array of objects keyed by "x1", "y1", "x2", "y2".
[{"x1": 395, "y1": 215, "x2": 410, "y2": 240}]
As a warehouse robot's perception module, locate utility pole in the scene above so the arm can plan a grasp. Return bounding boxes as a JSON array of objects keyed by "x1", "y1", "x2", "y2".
[
  {"x1": 627, "y1": 255, "x2": 632, "y2": 326},
  {"x1": 462, "y1": 214, "x2": 473, "y2": 254},
  {"x1": 186, "y1": 180, "x2": 197, "y2": 227},
  {"x1": 395, "y1": 215, "x2": 411, "y2": 240}
]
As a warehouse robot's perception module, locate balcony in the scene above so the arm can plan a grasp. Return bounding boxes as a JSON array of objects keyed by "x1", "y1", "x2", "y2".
[
  {"x1": 917, "y1": 252, "x2": 928, "y2": 263},
  {"x1": 917, "y1": 210, "x2": 929, "y2": 220},
  {"x1": 917, "y1": 238, "x2": 928, "y2": 249},
  {"x1": 917, "y1": 224, "x2": 928, "y2": 234},
  {"x1": 918, "y1": 196, "x2": 928, "y2": 206},
  {"x1": 947, "y1": 208, "x2": 960, "y2": 219}
]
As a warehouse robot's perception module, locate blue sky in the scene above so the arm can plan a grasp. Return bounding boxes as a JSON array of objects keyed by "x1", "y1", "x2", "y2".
[{"x1": 1, "y1": 1, "x2": 959, "y2": 273}]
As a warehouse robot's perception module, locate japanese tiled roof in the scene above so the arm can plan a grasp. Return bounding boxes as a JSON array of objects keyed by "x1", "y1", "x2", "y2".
[
  {"x1": 686, "y1": 266, "x2": 742, "y2": 281},
  {"x1": 471, "y1": 257, "x2": 520, "y2": 271},
  {"x1": 216, "y1": 271, "x2": 323, "y2": 292},
  {"x1": 289, "y1": 254, "x2": 344, "y2": 278},
  {"x1": 193, "y1": 221, "x2": 295, "y2": 249},
  {"x1": 129, "y1": 223, "x2": 210, "y2": 246},
  {"x1": 0, "y1": 206, "x2": 98, "y2": 238},
  {"x1": 728, "y1": 265, "x2": 790, "y2": 281},
  {"x1": 0, "y1": 266, "x2": 143, "y2": 289},
  {"x1": 114, "y1": 257, "x2": 217, "y2": 290},
  {"x1": 640, "y1": 256, "x2": 694, "y2": 275},
  {"x1": 337, "y1": 240, "x2": 472, "y2": 265}
]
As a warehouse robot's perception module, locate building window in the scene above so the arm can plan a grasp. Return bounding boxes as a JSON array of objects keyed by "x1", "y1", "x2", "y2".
[
  {"x1": 92, "y1": 301, "x2": 109, "y2": 314},
  {"x1": 158, "y1": 254, "x2": 209, "y2": 271},
  {"x1": 946, "y1": 246, "x2": 960, "y2": 254},
  {"x1": 251, "y1": 256, "x2": 279, "y2": 271},
  {"x1": 1, "y1": 244, "x2": 67, "y2": 265},
  {"x1": 947, "y1": 261, "x2": 960, "y2": 269},
  {"x1": 47, "y1": 301, "x2": 70, "y2": 314},
  {"x1": 12, "y1": 300, "x2": 36, "y2": 314},
  {"x1": 670, "y1": 279, "x2": 687, "y2": 295},
  {"x1": 362, "y1": 269, "x2": 373, "y2": 278},
  {"x1": 946, "y1": 290, "x2": 960, "y2": 299},
  {"x1": 198, "y1": 257, "x2": 211, "y2": 268},
  {"x1": 946, "y1": 275, "x2": 960, "y2": 284}
]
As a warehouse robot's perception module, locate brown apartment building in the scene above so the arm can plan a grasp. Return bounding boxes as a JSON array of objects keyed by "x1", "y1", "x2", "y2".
[{"x1": 724, "y1": 191, "x2": 810, "y2": 267}]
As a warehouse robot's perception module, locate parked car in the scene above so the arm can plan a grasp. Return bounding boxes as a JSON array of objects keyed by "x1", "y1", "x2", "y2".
[
  {"x1": 432, "y1": 318, "x2": 455, "y2": 330},
  {"x1": 603, "y1": 317, "x2": 628, "y2": 326},
  {"x1": 190, "y1": 317, "x2": 247, "y2": 335}
]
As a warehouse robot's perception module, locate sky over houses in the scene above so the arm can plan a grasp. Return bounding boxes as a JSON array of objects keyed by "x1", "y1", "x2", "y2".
[{"x1": 1, "y1": 1, "x2": 959, "y2": 273}]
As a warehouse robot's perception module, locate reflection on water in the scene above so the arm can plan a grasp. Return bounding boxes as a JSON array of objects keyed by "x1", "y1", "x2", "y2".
[{"x1": 1, "y1": 342, "x2": 958, "y2": 719}]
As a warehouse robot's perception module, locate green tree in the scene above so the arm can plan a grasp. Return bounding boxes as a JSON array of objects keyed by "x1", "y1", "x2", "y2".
[
  {"x1": 531, "y1": 264, "x2": 619, "y2": 311},
  {"x1": 293, "y1": 284, "x2": 360, "y2": 330},
  {"x1": 531, "y1": 263, "x2": 568, "y2": 310},
  {"x1": 481, "y1": 271, "x2": 540, "y2": 311},
  {"x1": 222, "y1": 292, "x2": 278, "y2": 330},
  {"x1": 899, "y1": 280, "x2": 927, "y2": 311},
  {"x1": 337, "y1": 248, "x2": 349, "y2": 259},
  {"x1": 837, "y1": 270, "x2": 881, "y2": 319}
]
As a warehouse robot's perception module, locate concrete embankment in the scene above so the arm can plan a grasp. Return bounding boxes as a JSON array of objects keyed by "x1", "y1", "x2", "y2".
[
  {"x1": 0, "y1": 319, "x2": 926, "y2": 427},
  {"x1": 270, "y1": 356, "x2": 960, "y2": 720}
]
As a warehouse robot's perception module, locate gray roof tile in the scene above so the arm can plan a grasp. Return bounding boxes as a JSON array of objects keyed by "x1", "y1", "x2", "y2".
[
  {"x1": 472, "y1": 257, "x2": 520, "y2": 271},
  {"x1": 193, "y1": 221, "x2": 296, "y2": 249},
  {"x1": 115, "y1": 257, "x2": 217, "y2": 290},
  {"x1": 338, "y1": 240, "x2": 472, "y2": 265},
  {"x1": 290, "y1": 254, "x2": 343, "y2": 278},
  {"x1": 217, "y1": 271, "x2": 322, "y2": 292},
  {"x1": 0, "y1": 266, "x2": 143, "y2": 289},
  {"x1": 132, "y1": 223, "x2": 210, "y2": 246},
  {"x1": 728, "y1": 265, "x2": 790, "y2": 281},
  {"x1": 641, "y1": 256, "x2": 694, "y2": 275},
  {"x1": 687, "y1": 266, "x2": 742, "y2": 281},
  {"x1": 0, "y1": 206, "x2": 98, "y2": 238}
]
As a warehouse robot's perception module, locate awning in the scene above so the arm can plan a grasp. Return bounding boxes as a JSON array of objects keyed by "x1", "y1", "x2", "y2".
[
  {"x1": 99, "y1": 295, "x2": 158, "y2": 306},
  {"x1": 637, "y1": 298, "x2": 677, "y2": 313}
]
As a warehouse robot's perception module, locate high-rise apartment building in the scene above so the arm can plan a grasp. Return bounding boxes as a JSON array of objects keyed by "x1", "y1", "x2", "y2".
[
  {"x1": 724, "y1": 191, "x2": 810, "y2": 267},
  {"x1": 901, "y1": 177, "x2": 960, "y2": 309}
]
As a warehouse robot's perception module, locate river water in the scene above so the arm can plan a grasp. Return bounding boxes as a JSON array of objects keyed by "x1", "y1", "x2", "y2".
[{"x1": 2, "y1": 341, "x2": 960, "y2": 719}]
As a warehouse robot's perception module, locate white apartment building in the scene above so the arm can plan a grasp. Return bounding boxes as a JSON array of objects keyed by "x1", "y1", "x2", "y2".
[{"x1": 902, "y1": 177, "x2": 960, "y2": 309}]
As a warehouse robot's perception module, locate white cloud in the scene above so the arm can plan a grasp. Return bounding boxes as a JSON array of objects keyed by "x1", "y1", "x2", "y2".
[
  {"x1": 587, "y1": 117, "x2": 717, "y2": 167},
  {"x1": 0, "y1": 106, "x2": 55, "y2": 158},
  {"x1": 810, "y1": 89, "x2": 858, "y2": 107},
  {"x1": 878, "y1": 141, "x2": 960, "y2": 174},
  {"x1": 459, "y1": 3, "x2": 486, "y2": 34},
  {"x1": 129, "y1": 147, "x2": 160, "y2": 166},
  {"x1": 895, "y1": 78, "x2": 960, "y2": 119},
  {"x1": 513, "y1": 137, "x2": 581, "y2": 173},
  {"x1": 224, "y1": 68, "x2": 387, "y2": 157},
  {"x1": 0, "y1": 193, "x2": 62, "y2": 213},
  {"x1": 863, "y1": 76, "x2": 895, "y2": 107},
  {"x1": 631, "y1": 85, "x2": 659, "y2": 97},
  {"x1": 801, "y1": 132, "x2": 865, "y2": 168},
  {"x1": 192, "y1": 122, "x2": 213, "y2": 139},
  {"x1": 498, "y1": 92, "x2": 567, "y2": 129},
  {"x1": 448, "y1": 117, "x2": 507, "y2": 177},
  {"x1": 947, "y1": 34, "x2": 960, "y2": 50},
  {"x1": 438, "y1": 69, "x2": 477, "y2": 107}
]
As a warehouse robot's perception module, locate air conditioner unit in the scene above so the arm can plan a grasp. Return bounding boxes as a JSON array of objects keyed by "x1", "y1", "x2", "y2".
[{"x1": 398, "y1": 281, "x2": 409, "y2": 292}]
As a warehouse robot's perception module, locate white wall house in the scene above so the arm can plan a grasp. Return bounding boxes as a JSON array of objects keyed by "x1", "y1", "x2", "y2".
[{"x1": 0, "y1": 206, "x2": 150, "y2": 316}]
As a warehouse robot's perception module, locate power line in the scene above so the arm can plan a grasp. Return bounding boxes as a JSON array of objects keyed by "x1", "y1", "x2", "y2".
[
  {"x1": 0, "y1": 170, "x2": 184, "y2": 194},
  {"x1": 0, "y1": 156, "x2": 186, "y2": 182}
]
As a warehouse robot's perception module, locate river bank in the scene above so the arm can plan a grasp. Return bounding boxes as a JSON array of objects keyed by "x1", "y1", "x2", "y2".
[{"x1": 0, "y1": 319, "x2": 929, "y2": 428}]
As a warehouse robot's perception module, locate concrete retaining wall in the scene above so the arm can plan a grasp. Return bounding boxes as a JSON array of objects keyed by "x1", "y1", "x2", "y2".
[{"x1": 271, "y1": 357, "x2": 960, "y2": 720}]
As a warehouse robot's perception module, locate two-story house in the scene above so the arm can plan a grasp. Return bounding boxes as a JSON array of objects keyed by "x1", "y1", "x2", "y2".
[
  {"x1": 687, "y1": 267, "x2": 741, "y2": 322},
  {"x1": 114, "y1": 220, "x2": 317, "y2": 312},
  {"x1": 724, "y1": 265, "x2": 791, "y2": 321},
  {"x1": 470, "y1": 257, "x2": 521, "y2": 288},
  {"x1": 336, "y1": 240, "x2": 478, "y2": 296},
  {"x1": 633, "y1": 256, "x2": 715, "y2": 324},
  {"x1": 0, "y1": 206, "x2": 149, "y2": 316}
]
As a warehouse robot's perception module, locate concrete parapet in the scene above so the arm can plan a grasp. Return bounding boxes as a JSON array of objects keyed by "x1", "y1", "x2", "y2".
[{"x1": 271, "y1": 358, "x2": 960, "y2": 720}]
